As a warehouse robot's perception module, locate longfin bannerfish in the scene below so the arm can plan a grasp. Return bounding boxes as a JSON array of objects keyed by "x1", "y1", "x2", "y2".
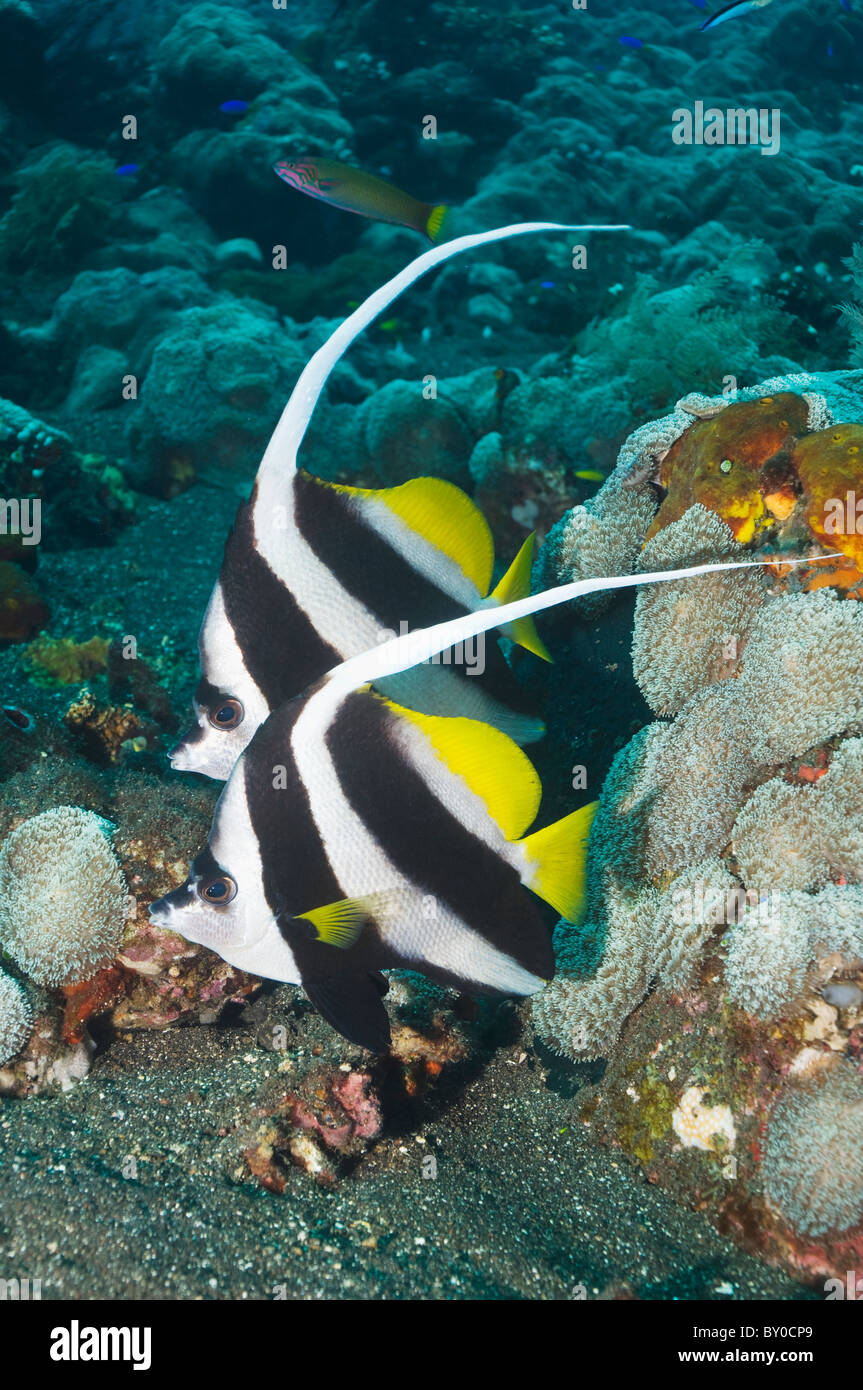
[
  {"x1": 150, "y1": 548, "x2": 837, "y2": 1051},
  {"x1": 173, "y1": 221, "x2": 633, "y2": 782},
  {"x1": 275, "y1": 157, "x2": 449, "y2": 241},
  {"x1": 701, "y1": 0, "x2": 774, "y2": 31}
]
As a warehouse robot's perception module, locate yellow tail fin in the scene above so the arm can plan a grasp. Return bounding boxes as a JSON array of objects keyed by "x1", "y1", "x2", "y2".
[
  {"x1": 520, "y1": 801, "x2": 598, "y2": 922},
  {"x1": 490, "y1": 535, "x2": 553, "y2": 662},
  {"x1": 426, "y1": 204, "x2": 449, "y2": 242}
]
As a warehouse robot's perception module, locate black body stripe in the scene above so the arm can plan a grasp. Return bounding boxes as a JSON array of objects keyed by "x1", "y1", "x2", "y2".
[
  {"x1": 293, "y1": 471, "x2": 538, "y2": 715},
  {"x1": 294, "y1": 470, "x2": 465, "y2": 629},
  {"x1": 242, "y1": 692, "x2": 342, "y2": 922},
  {"x1": 243, "y1": 691, "x2": 403, "y2": 1049},
  {"x1": 217, "y1": 490, "x2": 338, "y2": 708},
  {"x1": 241, "y1": 691, "x2": 395, "y2": 988},
  {"x1": 327, "y1": 690, "x2": 554, "y2": 982}
]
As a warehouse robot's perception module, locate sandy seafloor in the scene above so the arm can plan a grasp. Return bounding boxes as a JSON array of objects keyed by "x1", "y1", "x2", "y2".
[{"x1": 0, "y1": 996, "x2": 812, "y2": 1301}]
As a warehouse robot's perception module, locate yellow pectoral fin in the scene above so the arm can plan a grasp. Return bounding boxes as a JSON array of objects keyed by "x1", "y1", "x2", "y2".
[
  {"x1": 520, "y1": 801, "x2": 599, "y2": 923},
  {"x1": 295, "y1": 897, "x2": 380, "y2": 949},
  {"x1": 383, "y1": 698, "x2": 542, "y2": 841},
  {"x1": 490, "y1": 535, "x2": 553, "y2": 662},
  {"x1": 325, "y1": 475, "x2": 494, "y2": 597}
]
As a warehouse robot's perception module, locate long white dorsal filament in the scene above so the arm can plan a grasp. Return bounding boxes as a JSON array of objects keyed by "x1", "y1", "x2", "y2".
[
  {"x1": 327, "y1": 555, "x2": 843, "y2": 696},
  {"x1": 255, "y1": 221, "x2": 631, "y2": 483}
]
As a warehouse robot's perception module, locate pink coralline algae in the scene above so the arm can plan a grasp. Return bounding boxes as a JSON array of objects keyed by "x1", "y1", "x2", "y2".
[
  {"x1": 290, "y1": 1072, "x2": 383, "y2": 1154},
  {"x1": 239, "y1": 1069, "x2": 384, "y2": 1190}
]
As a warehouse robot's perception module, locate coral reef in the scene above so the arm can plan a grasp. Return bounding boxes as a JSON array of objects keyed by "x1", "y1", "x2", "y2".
[
  {"x1": 224, "y1": 972, "x2": 497, "y2": 1191},
  {"x1": 0, "y1": 806, "x2": 129, "y2": 986},
  {"x1": 0, "y1": 967, "x2": 32, "y2": 1065},
  {"x1": 131, "y1": 299, "x2": 309, "y2": 488},
  {"x1": 0, "y1": 560, "x2": 48, "y2": 641},
  {"x1": 22, "y1": 634, "x2": 109, "y2": 686},
  {"x1": 0, "y1": 398, "x2": 135, "y2": 548},
  {"x1": 763, "y1": 1063, "x2": 863, "y2": 1238},
  {"x1": 841, "y1": 230, "x2": 863, "y2": 368},
  {"x1": 536, "y1": 380, "x2": 863, "y2": 1058},
  {"x1": 731, "y1": 739, "x2": 863, "y2": 892},
  {"x1": 631, "y1": 506, "x2": 768, "y2": 716},
  {"x1": 532, "y1": 371, "x2": 863, "y2": 1282},
  {"x1": 536, "y1": 474, "x2": 659, "y2": 614},
  {"x1": 672, "y1": 1085, "x2": 736, "y2": 1155},
  {"x1": 63, "y1": 689, "x2": 162, "y2": 765},
  {"x1": 724, "y1": 884, "x2": 863, "y2": 1021},
  {"x1": 0, "y1": 144, "x2": 119, "y2": 272},
  {"x1": 723, "y1": 893, "x2": 817, "y2": 1021},
  {"x1": 0, "y1": 994, "x2": 95, "y2": 1098},
  {"x1": 573, "y1": 263, "x2": 795, "y2": 429}
]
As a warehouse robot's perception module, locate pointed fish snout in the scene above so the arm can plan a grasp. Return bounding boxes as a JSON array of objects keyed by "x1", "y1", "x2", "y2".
[
  {"x1": 149, "y1": 882, "x2": 192, "y2": 924},
  {"x1": 168, "y1": 738, "x2": 193, "y2": 771}
]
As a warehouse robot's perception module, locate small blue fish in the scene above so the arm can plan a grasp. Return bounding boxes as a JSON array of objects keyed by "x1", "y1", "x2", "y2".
[
  {"x1": 618, "y1": 36, "x2": 643, "y2": 48},
  {"x1": 115, "y1": 163, "x2": 139, "y2": 176},
  {"x1": 540, "y1": 280, "x2": 555, "y2": 289},
  {"x1": 219, "y1": 100, "x2": 249, "y2": 114},
  {"x1": 701, "y1": 0, "x2": 774, "y2": 30}
]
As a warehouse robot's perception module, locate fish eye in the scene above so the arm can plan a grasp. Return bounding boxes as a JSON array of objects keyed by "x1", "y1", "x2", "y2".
[
  {"x1": 209, "y1": 698, "x2": 243, "y2": 730},
  {"x1": 199, "y1": 874, "x2": 237, "y2": 905}
]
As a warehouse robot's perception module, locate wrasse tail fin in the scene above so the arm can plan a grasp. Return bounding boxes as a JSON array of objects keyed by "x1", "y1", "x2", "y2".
[
  {"x1": 426, "y1": 204, "x2": 450, "y2": 242},
  {"x1": 701, "y1": 0, "x2": 757, "y2": 30},
  {"x1": 520, "y1": 801, "x2": 598, "y2": 923}
]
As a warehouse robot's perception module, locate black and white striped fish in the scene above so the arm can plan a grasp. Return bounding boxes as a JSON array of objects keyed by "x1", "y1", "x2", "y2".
[
  {"x1": 151, "y1": 550, "x2": 806, "y2": 1051},
  {"x1": 171, "y1": 220, "x2": 632, "y2": 781}
]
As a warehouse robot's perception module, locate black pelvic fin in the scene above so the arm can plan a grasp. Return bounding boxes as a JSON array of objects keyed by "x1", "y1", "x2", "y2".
[{"x1": 303, "y1": 971, "x2": 392, "y2": 1052}]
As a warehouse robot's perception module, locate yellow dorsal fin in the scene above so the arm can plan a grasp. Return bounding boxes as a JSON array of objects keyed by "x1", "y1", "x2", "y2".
[
  {"x1": 326, "y1": 476, "x2": 494, "y2": 596},
  {"x1": 384, "y1": 698, "x2": 541, "y2": 840},
  {"x1": 519, "y1": 802, "x2": 598, "y2": 922},
  {"x1": 295, "y1": 896, "x2": 381, "y2": 949},
  {"x1": 489, "y1": 535, "x2": 553, "y2": 662}
]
